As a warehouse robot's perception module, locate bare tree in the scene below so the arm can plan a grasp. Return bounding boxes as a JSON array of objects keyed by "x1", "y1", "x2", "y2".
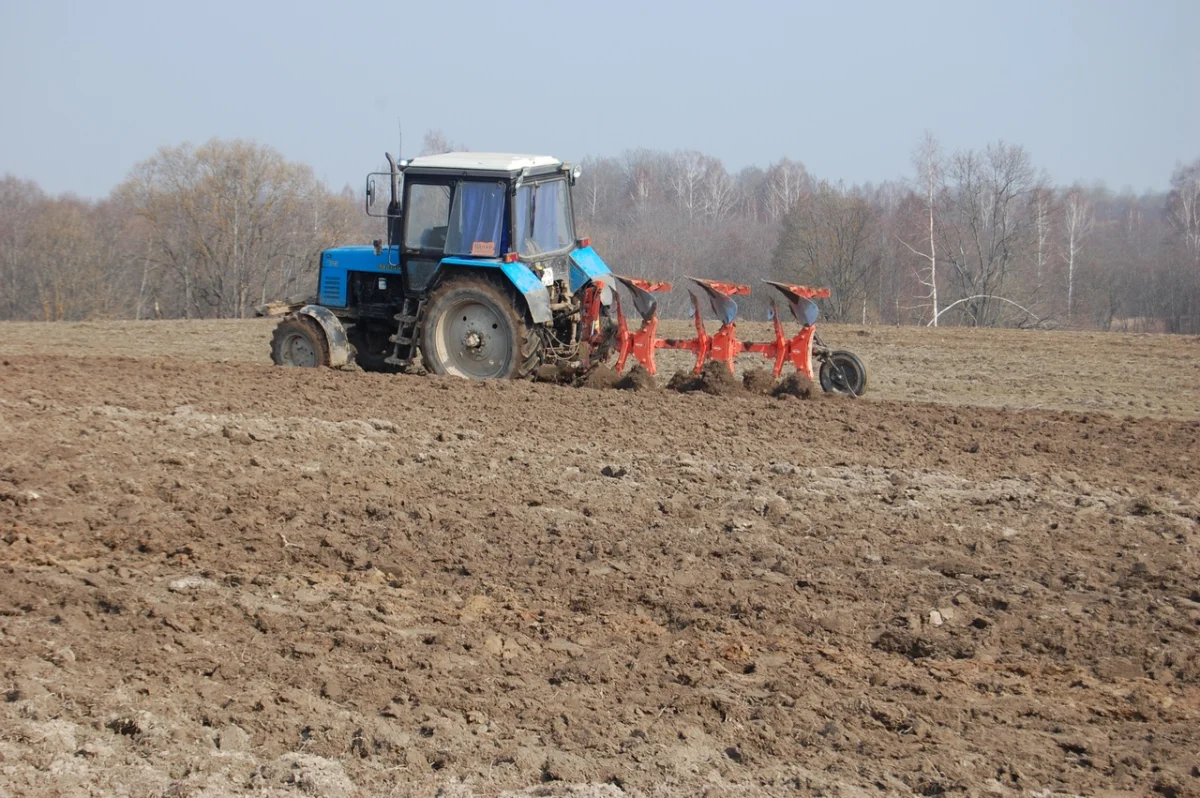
[
  {"x1": 938, "y1": 142, "x2": 1041, "y2": 326},
  {"x1": 1163, "y1": 160, "x2": 1200, "y2": 331},
  {"x1": 1167, "y1": 160, "x2": 1200, "y2": 263},
  {"x1": 419, "y1": 129, "x2": 467, "y2": 156},
  {"x1": 762, "y1": 158, "x2": 811, "y2": 222},
  {"x1": 574, "y1": 155, "x2": 623, "y2": 228},
  {"x1": 118, "y1": 139, "x2": 356, "y2": 319},
  {"x1": 898, "y1": 132, "x2": 943, "y2": 325},
  {"x1": 667, "y1": 151, "x2": 707, "y2": 223},
  {"x1": 703, "y1": 162, "x2": 739, "y2": 223},
  {"x1": 1061, "y1": 187, "x2": 1094, "y2": 320},
  {"x1": 1032, "y1": 187, "x2": 1054, "y2": 284},
  {"x1": 772, "y1": 181, "x2": 879, "y2": 322},
  {"x1": 0, "y1": 176, "x2": 43, "y2": 318},
  {"x1": 733, "y1": 166, "x2": 767, "y2": 222},
  {"x1": 620, "y1": 149, "x2": 667, "y2": 222}
]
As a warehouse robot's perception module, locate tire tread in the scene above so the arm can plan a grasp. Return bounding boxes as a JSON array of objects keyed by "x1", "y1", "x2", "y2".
[
  {"x1": 419, "y1": 274, "x2": 543, "y2": 380},
  {"x1": 270, "y1": 315, "x2": 331, "y2": 368}
]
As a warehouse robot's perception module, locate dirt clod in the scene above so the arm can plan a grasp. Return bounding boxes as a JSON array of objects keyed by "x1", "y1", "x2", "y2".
[
  {"x1": 696, "y1": 362, "x2": 742, "y2": 395},
  {"x1": 615, "y1": 365, "x2": 657, "y2": 391},
  {"x1": 666, "y1": 370, "x2": 700, "y2": 392},
  {"x1": 667, "y1": 361, "x2": 743, "y2": 395},
  {"x1": 580, "y1": 365, "x2": 620, "y2": 390},
  {"x1": 772, "y1": 372, "x2": 818, "y2": 400},
  {"x1": 536, "y1": 364, "x2": 573, "y2": 383},
  {"x1": 742, "y1": 368, "x2": 776, "y2": 394}
]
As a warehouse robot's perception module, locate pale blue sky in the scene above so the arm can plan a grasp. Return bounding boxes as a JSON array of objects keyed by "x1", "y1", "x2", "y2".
[{"x1": 1, "y1": 0, "x2": 1196, "y2": 198}]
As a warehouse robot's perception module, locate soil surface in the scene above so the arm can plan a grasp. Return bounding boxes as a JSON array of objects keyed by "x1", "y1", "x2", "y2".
[
  {"x1": 1, "y1": 320, "x2": 1199, "y2": 797},
  {"x1": 0, "y1": 318, "x2": 1195, "y2": 418}
]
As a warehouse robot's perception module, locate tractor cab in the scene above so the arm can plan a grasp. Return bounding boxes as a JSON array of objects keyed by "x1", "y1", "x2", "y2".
[{"x1": 365, "y1": 152, "x2": 584, "y2": 297}]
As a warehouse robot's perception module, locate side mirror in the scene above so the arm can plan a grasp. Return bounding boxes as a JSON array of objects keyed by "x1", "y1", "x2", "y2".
[{"x1": 364, "y1": 172, "x2": 395, "y2": 218}]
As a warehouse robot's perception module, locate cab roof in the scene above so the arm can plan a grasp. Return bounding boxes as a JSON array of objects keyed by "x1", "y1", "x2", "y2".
[{"x1": 404, "y1": 152, "x2": 562, "y2": 174}]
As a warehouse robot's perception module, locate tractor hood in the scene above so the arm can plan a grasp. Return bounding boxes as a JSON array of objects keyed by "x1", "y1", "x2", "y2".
[{"x1": 320, "y1": 245, "x2": 400, "y2": 272}]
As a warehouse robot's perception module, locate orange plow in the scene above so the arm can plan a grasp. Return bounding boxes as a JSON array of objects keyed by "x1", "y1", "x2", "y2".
[{"x1": 599, "y1": 276, "x2": 867, "y2": 396}]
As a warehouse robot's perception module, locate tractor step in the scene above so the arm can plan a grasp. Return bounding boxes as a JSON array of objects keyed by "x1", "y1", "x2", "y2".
[{"x1": 385, "y1": 297, "x2": 427, "y2": 366}]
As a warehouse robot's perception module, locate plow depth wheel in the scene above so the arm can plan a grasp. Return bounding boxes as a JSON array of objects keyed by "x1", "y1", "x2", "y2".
[
  {"x1": 819, "y1": 351, "x2": 867, "y2": 397},
  {"x1": 421, "y1": 276, "x2": 540, "y2": 380}
]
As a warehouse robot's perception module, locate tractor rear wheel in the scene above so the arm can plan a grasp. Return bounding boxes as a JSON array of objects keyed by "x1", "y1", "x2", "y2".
[
  {"x1": 819, "y1": 350, "x2": 867, "y2": 396},
  {"x1": 271, "y1": 316, "x2": 330, "y2": 368},
  {"x1": 420, "y1": 275, "x2": 541, "y2": 380}
]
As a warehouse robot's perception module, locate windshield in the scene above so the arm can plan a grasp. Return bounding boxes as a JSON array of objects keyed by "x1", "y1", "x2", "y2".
[
  {"x1": 514, "y1": 177, "x2": 573, "y2": 257},
  {"x1": 444, "y1": 181, "x2": 507, "y2": 257}
]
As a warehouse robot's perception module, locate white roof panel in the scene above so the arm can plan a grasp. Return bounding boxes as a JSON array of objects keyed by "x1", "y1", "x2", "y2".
[{"x1": 405, "y1": 152, "x2": 562, "y2": 172}]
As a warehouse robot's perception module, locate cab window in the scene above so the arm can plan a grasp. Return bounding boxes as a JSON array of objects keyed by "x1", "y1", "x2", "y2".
[
  {"x1": 404, "y1": 183, "x2": 451, "y2": 251},
  {"x1": 444, "y1": 181, "x2": 507, "y2": 257},
  {"x1": 514, "y1": 177, "x2": 573, "y2": 257}
]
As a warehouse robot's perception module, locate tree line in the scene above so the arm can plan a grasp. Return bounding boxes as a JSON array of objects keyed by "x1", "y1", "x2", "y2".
[
  {"x1": 575, "y1": 135, "x2": 1200, "y2": 332},
  {"x1": 0, "y1": 140, "x2": 364, "y2": 322},
  {"x1": 2, "y1": 130, "x2": 1197, "y2": 332}
]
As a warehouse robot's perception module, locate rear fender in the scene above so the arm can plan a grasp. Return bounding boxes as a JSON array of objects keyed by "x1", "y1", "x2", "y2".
[
  {"x1": 568, "y1": 246, "x2": 614, "y2": 293},
  {"x1": 437, "y1": 257, "x2": 552, "y2": 323},
  {"x1": 296, "y1": 305, "x2": 351, "y2": 367}
]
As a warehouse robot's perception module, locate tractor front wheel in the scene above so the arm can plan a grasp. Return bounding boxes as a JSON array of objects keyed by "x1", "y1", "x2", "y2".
[
  {"x1": 420, "y1": 276, "x2": 541, "y2": 380},
  {"x1": 819, "y1": 350, "x2": 867, "y2": 397},
  {"x1": 270, "y1": 316, "x2": 330, "y2": 368}
]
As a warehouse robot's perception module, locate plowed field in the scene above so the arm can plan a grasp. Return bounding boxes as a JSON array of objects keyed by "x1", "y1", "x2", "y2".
[{"x1": 1, "y1": 320, "x2": 1198, "y2": 797}]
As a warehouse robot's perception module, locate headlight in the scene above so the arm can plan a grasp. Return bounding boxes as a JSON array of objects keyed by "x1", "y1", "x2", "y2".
[{"x1": 540, "y1": 267, "x2": 555, "y2": 287}]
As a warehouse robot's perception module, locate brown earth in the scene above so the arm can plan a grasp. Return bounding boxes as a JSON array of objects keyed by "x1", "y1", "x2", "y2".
[
  {"x1": 740, "y1": 370, "x2": 777, "y2": 396},
  {"x1": 0, "y1": 318, "x2": 1195, "y2": 417},
  {"x1": 1, "y1": 320, "x2": 1199, "y2": 797}
]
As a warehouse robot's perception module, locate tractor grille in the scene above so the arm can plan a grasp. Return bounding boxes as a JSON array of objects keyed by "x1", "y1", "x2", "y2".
[{"x1": 320, "y1": 274, "x2": 343, "y2": 305}]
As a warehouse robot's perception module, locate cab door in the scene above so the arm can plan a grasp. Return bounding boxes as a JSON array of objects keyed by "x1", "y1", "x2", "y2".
[{"x1": 401, "y1": 180, "x2": 453, "y2": 294}]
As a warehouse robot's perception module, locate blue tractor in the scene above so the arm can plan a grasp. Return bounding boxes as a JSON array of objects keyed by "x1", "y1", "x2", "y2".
[{"x1": 266, "y1": 152, "x2": 616, "y2": 379}]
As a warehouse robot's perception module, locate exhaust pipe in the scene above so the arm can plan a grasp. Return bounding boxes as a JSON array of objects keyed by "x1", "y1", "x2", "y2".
[{"x1": 384, "y1": 152, "x2": 399, "y2": 208}]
